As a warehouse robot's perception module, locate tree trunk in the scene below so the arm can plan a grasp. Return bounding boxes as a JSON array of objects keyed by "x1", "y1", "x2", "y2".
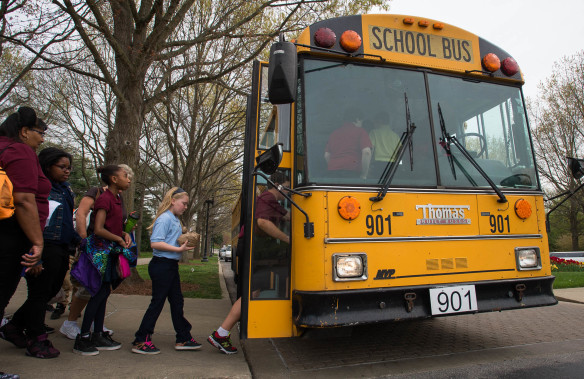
[{"x1": 569, "y1": 198, "x2": 579, "y2": 250}]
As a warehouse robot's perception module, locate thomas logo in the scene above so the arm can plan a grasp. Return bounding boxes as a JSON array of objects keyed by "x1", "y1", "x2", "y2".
[
  {"x1": 374, "y1": 269, "x2": 396, "y2": 280},
  {"x1": 416, "y1": 204, "x2": 471, "y2": 225}
]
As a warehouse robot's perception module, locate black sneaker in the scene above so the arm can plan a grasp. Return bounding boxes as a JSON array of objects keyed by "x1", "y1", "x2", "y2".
[
  {"x1": 25, "y1": 334, "x2": 60, "y2": 359},
  {"x1": 91, "y1": 331, "x2": 121, "y2": 351},
  {"x1": 0, "y1": 322, "x2": 27, "y2": 348},
  {"x1": 73, "y1": 333, "x2": 99, "y2": 356},
  {"x1": 43, "y1": 324, "x2": 55, "y2": 334},
  {"x1": 50, "y1": 304, "x2": 65, "y2": 320},
  {"x1": 175, "y1": 337, "x2": 202, "y2": 351},
  {"x1": 132, "y1": 337, "x2": 161, "y2": 355}
]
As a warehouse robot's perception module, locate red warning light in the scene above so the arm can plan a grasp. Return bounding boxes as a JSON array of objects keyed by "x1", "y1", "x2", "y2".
[
  {"x1": 314, "y1": 27, "x2": 336, "y2": 48},
  {"x1": 501, "y1": 57, "x2": 519, "y2": 76}
]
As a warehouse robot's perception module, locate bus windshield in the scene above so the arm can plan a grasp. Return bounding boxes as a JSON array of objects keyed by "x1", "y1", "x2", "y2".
[{"x1": 296, "y1": 57, "x2": 538, "y2": 190}]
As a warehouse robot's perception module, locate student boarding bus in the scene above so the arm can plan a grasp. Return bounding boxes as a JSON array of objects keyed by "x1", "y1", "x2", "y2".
[{"x1": 234, "y1": 14, "x2": 557, "y2": 339}]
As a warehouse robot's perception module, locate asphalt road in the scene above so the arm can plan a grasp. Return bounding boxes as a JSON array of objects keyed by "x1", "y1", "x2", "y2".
[{"x1": 220, "y1": 261, "x2": 584, "y2": 378}]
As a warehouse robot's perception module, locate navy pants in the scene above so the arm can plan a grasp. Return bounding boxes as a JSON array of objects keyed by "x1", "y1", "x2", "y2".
[{"x1": 134, "y1": 256, "x2": 192, "y2": 343}]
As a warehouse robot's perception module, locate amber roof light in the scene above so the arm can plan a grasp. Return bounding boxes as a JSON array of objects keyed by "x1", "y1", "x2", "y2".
[
  {"x1": 482, "y1": 53, "x2": 501, "y2": 72},
  {"x1": 339, "y1": 30, "x2": 362, "y2": 53}
]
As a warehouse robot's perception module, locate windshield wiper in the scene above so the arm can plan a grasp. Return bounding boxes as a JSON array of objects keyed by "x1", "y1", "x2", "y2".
[
  {"x1": 370, "y1": 93, "x2": 416, "y2": 203},
  {"x1": 437, "y1": 103, "x2": 507, "y2": 204}
]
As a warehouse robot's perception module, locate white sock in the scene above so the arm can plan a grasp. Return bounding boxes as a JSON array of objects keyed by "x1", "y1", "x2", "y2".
[
  {"x1": 217, "y1": 327, "x2": 229, "y2": 337},
  {"x1": 64, "y1": 320, "x2": 78, "y2": 327}
]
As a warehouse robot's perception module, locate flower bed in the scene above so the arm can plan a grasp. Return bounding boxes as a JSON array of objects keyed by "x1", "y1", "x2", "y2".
[{"x1": 550, "y1": 256, "x2": 584, "y2": 272}]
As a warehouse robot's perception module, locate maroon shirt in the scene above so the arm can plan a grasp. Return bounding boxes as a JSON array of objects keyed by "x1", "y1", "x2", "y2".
[
  {"x1": 325, "y1": 123, "x2": 373, "y2": 171},
  {"x1": 93, "y1": 188, "x2": 124, "y2": 238},
  {"x1": 0, "y1": 136, "x2": 51, "y2": 228},
  {"x1": 254, "y1": 190, "x2": 287, "y2": 237}
]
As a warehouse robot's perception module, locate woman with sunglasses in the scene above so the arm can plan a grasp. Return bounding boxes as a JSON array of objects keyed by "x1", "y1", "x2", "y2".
[{"x1": 0, "y1": 107, "x2": 55, "y2": 359}]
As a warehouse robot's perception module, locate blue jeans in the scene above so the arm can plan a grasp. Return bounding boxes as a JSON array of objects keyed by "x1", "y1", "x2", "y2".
[{"x1": 134, "y1": 256, "x2": 192, "y2": 343}]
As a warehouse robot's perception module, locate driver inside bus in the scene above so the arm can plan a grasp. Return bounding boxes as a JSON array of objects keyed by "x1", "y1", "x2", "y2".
[{"x1": 324, "y1": 108, "x2": 372, "y2": 180}]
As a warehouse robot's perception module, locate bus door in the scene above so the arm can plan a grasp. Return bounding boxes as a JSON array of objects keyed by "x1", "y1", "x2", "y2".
[{"x1": 240, "y1": 60, "x2": 294, "y2": 338}]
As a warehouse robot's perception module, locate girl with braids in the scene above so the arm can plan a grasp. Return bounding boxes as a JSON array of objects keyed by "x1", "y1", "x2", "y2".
[
  {"x1": 131, "y1": 187, "x2": 197, "y2": 355},
  {"x1": 73, "y1": 165, "x2": 132, "y2": 356},
  {"x1": 0, "y1": 107, "x2": 55, "y2": 359}
]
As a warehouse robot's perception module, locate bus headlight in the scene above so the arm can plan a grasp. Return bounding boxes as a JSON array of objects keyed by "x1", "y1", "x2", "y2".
[
  {"x1": 333, "y1": 253, "x2": 368, "y2": 281},
  {"x1": 515, "y1": 247, "x2": 541, "y2": 270}
]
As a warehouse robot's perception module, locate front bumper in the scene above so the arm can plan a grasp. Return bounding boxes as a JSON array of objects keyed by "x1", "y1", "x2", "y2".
[{"x1": 292, "y1": 276, "x2": 557, "y2": 328}]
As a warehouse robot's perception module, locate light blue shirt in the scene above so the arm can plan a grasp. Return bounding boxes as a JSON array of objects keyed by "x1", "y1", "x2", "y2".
[{"x1": 150, "y1": 210, "x2": 182, "y2": 261}]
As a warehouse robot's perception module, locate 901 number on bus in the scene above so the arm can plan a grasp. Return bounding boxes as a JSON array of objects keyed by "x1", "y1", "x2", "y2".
[{"x1": 429, "y1": 285, "x2": 478, "y2": 315}]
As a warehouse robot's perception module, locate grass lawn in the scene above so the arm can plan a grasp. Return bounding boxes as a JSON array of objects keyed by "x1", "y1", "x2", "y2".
[
  {"x1": 136, "y1": 256, "x2": 221, "y2": 299},
  {"x1": 139, "y1": 251, "x2": 153, "y2": 258},
  {"x1": 553, "y1": 271, "x2": 584, "y2": 289}
]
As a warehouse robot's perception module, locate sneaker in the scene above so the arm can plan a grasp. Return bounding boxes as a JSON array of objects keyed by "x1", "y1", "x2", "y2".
[
  {"x1": 60, "y1": 321, "x2": 81, "y2": 340},
  {"x1": 91, "y1": 331, "x2": 121, "y2": 351},
  {"x1": 50, "y1": 304, "x2": 65, "y2": 320},
  {"x1": 90, "y1": 322, "x2": 114, "y2": 336},
  {"x1": 0, "y1": 372, "x2": 20, "y2": 379},
  {"x1": 207, "y1": 330, "x2": 237, "y2": 354},
  {"x1": 175, "y1": 337, "x2": 202, "y2": 351},
  {"x1": 132, "y1": 336, "x2": 160, "y2": 355},
  {"x1": 73, "y1": 333, "x2": 99, "y2": 356},
  {"x1": 0, "y1": 317, "x2": 9, "y2": 328},
  {"x1": 0, "y1": 322, "x2": 27, "y2": 348},
  {"x1": 43, "y1": 324, "x2": 55, "y2": 334},
  {"x1": 25, "y1": 334, "x2": 60, "y2": 359}
]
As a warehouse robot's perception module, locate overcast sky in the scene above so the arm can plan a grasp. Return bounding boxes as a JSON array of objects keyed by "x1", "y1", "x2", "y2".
[{"x1": 383, "y1": 0, "x2": 584, "y2": 100}]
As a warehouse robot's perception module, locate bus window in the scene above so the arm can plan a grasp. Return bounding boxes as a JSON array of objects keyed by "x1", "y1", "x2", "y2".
[
  {"x1": 250, "y1": 169, "x2": 291, "y2": 300},
  {"x1": 428, "y1": 74, "x2": 538, "y2": 189},
  {"x1": 258, "y1": 66, "x2": 291, "y2": 151},
  {"x1": 297, "y1": 58, "x2": 434, "y2": 187}
]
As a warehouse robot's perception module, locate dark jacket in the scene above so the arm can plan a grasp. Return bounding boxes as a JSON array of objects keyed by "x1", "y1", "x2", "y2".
[{"x1": 43, "y1": 181, "x2": 81, "y2": 245}]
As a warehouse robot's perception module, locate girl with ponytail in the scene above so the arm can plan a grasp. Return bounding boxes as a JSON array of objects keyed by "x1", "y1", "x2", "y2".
[{"x1": 132, "y1": 187, "x2": 197, "y2": 355}]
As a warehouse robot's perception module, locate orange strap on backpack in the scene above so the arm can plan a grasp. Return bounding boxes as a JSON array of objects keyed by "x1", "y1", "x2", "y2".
[{"x1": 0, "y1": 144, "x2": 15, "y2": 220}]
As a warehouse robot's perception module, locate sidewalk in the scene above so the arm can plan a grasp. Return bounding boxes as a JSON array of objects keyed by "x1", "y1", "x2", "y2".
[
  {"x1": 2, "y1": 262, "x2": 583, "y2": 378},
  {"x1": 0, "y1": 261, "x2": 251, "y2": 379}
]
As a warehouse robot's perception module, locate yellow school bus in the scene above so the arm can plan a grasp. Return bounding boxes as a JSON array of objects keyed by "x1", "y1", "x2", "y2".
[{"x1": 235, "y1": 14, "x2": 556, "y2": 339}]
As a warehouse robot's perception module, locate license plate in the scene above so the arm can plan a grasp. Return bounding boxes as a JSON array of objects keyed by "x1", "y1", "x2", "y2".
[{"x1": 429, "y1": 285, "x2": 478, "y2": 315}]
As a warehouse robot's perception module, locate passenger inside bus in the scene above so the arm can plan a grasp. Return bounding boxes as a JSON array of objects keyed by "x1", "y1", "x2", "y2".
[
  {"x1": 251, "y1": 170, "x2": 291, "y2": 299},
  {"x1": 368, "y1": 110, "x2": 402, "y2": 178},
  {"x1": 324, "y1": 108, "x2": 372, "y2": 180}
]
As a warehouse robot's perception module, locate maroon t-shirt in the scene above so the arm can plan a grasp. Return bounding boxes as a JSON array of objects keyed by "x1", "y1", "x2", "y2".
[
  {"x1": 254, "y1": 190, "x2": 287, "y2": 237},
  {"x1": 93, "y1": 188, "x2": 124, "y2": 238},
  {"x1": 0, "y1": 136, "x2": 51, "y2": 228},
  {"x1": 325, "y1": 123, "x2": 373, "y2": 171}
]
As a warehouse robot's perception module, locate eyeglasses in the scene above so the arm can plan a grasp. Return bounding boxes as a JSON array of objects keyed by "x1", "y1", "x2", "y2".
[
  {"x1": 30, "y1": 129, "x2": 46, "y2": 137},
  {"x1": 54, "y1": 164, "x2": 72, "y2": 172}
]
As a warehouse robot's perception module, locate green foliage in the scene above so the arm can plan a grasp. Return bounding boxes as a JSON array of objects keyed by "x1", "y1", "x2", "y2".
[{"x1": 136, "y1": 257, "x2": 221, "y2": 299}]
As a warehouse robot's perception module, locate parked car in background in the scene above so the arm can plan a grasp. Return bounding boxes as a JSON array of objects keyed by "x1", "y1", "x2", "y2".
[
  {"x1": 224, "y1": 247, "x2": 232, "y2": 262},
  {"x1": 219, "y1": 247, "x2": 226, "y2": 260}
]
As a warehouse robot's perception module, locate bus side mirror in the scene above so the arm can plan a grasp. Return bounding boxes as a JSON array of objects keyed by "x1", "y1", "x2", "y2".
[
  {"x1": 568, "y1": 157, "x2": 584, "y2": 179},
  {"x1": 268, "y1": 41, "x2": 297, "y2": 104},
  {"x1": 255, "y1": 143, "x2": 283, "y2": 175}
]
